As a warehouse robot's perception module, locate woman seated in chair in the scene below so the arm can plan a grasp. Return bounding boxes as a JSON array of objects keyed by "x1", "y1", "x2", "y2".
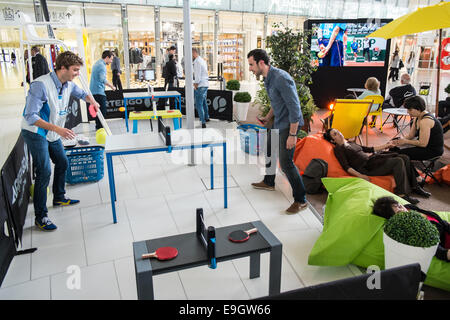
[
  {"x1": 323, "y1": 128, "x2": 430, "y2": 204},
  {"x1": 391, "y1": 96, "x2": 444, "y2": 161},
  {"x1": 357, "y1": 77, "x2": 381, "y2": 126},
  {"x1": 372, "y1": 196, "x2": 450, "y2": 262}
]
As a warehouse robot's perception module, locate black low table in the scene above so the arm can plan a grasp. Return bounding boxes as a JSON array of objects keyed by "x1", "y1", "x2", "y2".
[{"x1": 132, "y1": 220, "x2": 282, "y2": 300}]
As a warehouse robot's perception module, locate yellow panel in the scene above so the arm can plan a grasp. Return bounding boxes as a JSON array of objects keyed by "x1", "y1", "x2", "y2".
[
  {"x1": 331, "y1": 99, "x2": 373, "y2": 140},
  {"x1": 129, "y1": 110, "x2": 182, "y2": 120}
]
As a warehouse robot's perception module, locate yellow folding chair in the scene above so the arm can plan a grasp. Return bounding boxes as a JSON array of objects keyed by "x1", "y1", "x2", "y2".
[
  {"x1": 330, "y1": 99, "x2": 373, "y2": 145},
  {"x1": 365, "y1": 94, "x2": 385, "y2": 132}
]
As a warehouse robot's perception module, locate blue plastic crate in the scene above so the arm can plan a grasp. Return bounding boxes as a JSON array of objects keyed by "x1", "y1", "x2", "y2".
[
  {"x1": 237, "y1": 124, "x2": 267, "y2": 155},
  {"x1": 65, "y1": 146, "x2": 105, "y2": 184}
]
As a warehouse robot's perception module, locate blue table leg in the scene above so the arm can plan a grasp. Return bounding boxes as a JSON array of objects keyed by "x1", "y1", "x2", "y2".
[
  {"x1": 177, "y1": 97, "x2": 182, "y2": 128},
  {"x1": 210, "y1": 147, "x2": 214, "y2": 190},
  {"x1": 106, "y1": 154, "x2": 118, "y2": 223},
  {"x1": 124, "y1": 100, "x2": 129, "y2": 132},
  {"x1": 133, "y1": 120, "x2": 138, "y2": 134},
  {"x1": 223, "y1": 142, "x2": 227, "y2": 208},
  {"x1": 173, "y1": 118, "x2": 180, "y2": 130}
]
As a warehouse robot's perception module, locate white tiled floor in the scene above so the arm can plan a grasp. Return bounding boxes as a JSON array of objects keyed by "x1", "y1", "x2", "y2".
[{"x1": 0, "y1": 61, "x2": 361, "y2": 300}]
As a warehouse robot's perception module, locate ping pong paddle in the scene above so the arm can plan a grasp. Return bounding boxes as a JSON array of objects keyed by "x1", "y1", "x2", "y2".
[
  {"x1": 88, "y1": 104, "x2": 97, "y2": 118},
  {"x1": 142, "y1": 246, "x2": 178, "y2": 261},
  {"x1": 167, "y1": 110, "x2": 174, "y2": 113},
  {"x1": 256, "y1": 116, "x2": 265, "y2": 125},
  {"x1": 228, "y1": 228, "x2": 258, "y2": 243}
]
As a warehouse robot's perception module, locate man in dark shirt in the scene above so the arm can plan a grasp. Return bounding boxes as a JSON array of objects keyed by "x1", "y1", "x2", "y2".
[
  {"x1": 385, "y1": 73, "x2": 416, "y2": 108},
  {"x1": 438, "y1": 96, "x2": 450, "y2": 118},
  {"x1": 248, "y1": 49, "x2": 307, "y2": 214},
  {"x1": 30, "y1": 46, "x2": 50, "y2": 80},
  {"x1": 161, "y1": 53, "x2": 177, "y2": 108}
]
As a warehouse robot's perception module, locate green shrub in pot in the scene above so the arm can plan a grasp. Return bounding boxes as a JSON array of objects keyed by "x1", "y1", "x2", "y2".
[
  {"x1": 234, "y1": 92, "x2": 252, "y2": 103},
  {"x1": 384, "y1": 211, "x2": 440, "y2": 248},
  {"x1": 226, "y1": 80, "x2": 240, "y2": 91}
]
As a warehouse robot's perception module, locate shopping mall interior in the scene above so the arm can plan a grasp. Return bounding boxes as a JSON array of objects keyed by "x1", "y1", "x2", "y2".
[{"x1": 0, "y1": 0, "x2": 449, "y2": 303}]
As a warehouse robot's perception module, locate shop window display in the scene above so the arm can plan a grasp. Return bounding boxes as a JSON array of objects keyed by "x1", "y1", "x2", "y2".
[{"x1": 219, "y1": 34, "x2": 244, "y2": 81}]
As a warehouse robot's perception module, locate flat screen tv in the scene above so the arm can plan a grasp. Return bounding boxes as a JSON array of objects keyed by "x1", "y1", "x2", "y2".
[{"x1": 310, "y1": 21, "x2": 389, "y2": 67}]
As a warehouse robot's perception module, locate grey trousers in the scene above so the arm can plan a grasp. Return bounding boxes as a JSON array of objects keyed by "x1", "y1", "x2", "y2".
[{"x1": 360, "y1": 154, "x2": 418, "y2": 195}]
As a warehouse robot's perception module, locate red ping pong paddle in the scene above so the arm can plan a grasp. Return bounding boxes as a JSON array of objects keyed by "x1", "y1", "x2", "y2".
[
  {"x1": 167, "y1": 110, "x2": 174, "y2": 113},
  {"x1": 141, "y1": 247, "x2": 178, "y2": 261},
  {"x1": 228, "y1": 228, "x2": 258, "y2": 243},
  {"x1": 256, "y1": 117, "x2": 265, "y2": 125},
  {"x1": 88, "y1": 104, "x2": 97, "y2": 118}
]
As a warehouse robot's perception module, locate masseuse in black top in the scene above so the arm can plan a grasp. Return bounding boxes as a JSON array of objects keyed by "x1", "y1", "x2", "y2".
[
  {"x1": 323, "y1": 128, "x2": 430, "y2": 204},
  {"x1": 392, "y1": 96, "x2": 444, "y2": 160}
]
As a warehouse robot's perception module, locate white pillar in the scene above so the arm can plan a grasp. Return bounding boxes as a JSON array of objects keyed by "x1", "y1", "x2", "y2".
[{"x1": 183, "y1": 0, "x2": 195, "y2": 164}]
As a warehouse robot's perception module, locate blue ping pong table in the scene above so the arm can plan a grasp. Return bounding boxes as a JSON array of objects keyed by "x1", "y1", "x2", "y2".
[{"x1": 104, "y1": 128, "x2": 228, "y2": 223}]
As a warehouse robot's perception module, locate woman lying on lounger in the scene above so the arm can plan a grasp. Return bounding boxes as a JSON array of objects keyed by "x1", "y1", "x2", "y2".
[
  {"x1": 373, "y1": 196, "x2": 450, "y2": 262},
  {"x1": 323, "y1": 128, "x2": 430, "y2": 204}
]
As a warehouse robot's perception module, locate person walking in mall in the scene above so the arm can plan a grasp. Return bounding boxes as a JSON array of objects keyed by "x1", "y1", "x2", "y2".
[
  {"x1": 406, "y1": 51, "x2": 415, "y2": 76},
  {"x1": 90, "y1": 50, "x2": 115, "y2": 130},
  {"x1": 162, "y1": 45, "x2": 177, "y2": 89},
  {"x1": 192, "y1": 48, "x2": 210, "y2": 128},
  {"x1": 22, "y1": 47, "x2": 50, "y2": 86},
  {"x1": 111, "y1": 48, "x2": 123, "y2": 92},
  {"x1": 388, "y1": 50, "x2": 401, "y2": 81},
  {"x1": 162, "y1": 53, "x2": 178, "y2": 108},
  {"x1": 21, "y1": 51, "x2": 100, "y2": 231},
  {"x1": 30, "y1": 46, "x2": 50, "y2": 80},
  {"x1": 247, "y1": 48, "x2": 308, "y2": 214}
]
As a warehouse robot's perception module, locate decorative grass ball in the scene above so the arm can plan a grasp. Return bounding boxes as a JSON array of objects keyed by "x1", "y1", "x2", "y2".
[
  {"x1": 233, "y1": 92, "x2": 252, "y2": 103},
  {"x1": 226, "y1": 79, "x2": 240, "y2": 91},
  {"x1": 384, "y1": 210, "x2": 440, "y2": 248}
]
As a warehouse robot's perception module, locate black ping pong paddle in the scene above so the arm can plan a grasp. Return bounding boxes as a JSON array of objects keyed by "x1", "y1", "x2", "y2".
[
  {"x1": 142, "y1": 246, "x2": 178, "y2": 261},
  {"x1": 228, "y1": 228, "x2": 258, "y2": 243}
]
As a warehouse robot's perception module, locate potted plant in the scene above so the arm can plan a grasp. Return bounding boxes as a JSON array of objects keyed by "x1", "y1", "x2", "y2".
[
  {"x1": 383, "y1": 210, "x2": 440, "y2": 275},
  {"x1": 226, "y1": 79, "x2": 240, "y2": 91},
  {"x1": 234, "y1": 91, "x2": 252, "y2": 121}
]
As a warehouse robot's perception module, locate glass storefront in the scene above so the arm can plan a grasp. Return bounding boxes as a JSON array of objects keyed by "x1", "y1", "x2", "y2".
[{"x1": 0, "y1": 0, "x2": 435, "y2": 91}]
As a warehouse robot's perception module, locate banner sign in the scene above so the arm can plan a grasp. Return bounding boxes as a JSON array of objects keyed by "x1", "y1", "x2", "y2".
[
  {"x1": 176, "y1": 88, "x2": 233, "y2": 122},
  {"x1": 64, "y1": 96, "x2": 82, "y2": 129},
  {"x1": 87, "y1": 87, "x2": 233, "y2": 122},
  {"x1": 0, "y1": 178, "x2": 16, "y2": 286},
  {"x1": 1, "y1": 135, "x2": 32, "y2": 246}
]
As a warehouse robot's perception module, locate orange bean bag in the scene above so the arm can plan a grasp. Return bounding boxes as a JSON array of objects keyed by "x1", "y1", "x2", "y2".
[
  {"x1": 424, "y1": 164, "x2": 450, "y2": 185},
  {"x1": 294, "y1": 133, "x2": 395, "y2": 193}
]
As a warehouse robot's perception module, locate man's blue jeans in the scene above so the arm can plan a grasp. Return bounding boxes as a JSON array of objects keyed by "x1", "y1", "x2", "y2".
[
  {"x1": 194, "y1": 87, "x2": 209, "y2": 124},
  {"x1": 263, "y1": 128, "x2": 306, "y2": 204},
  {"x1": 21, "y1": 130, "x2": 68, "y2": 220}
]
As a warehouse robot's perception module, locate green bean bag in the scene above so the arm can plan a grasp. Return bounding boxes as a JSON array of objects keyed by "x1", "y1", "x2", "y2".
[{"x1": 308, "y1": 177, "x2": 450, "y2": 292}]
